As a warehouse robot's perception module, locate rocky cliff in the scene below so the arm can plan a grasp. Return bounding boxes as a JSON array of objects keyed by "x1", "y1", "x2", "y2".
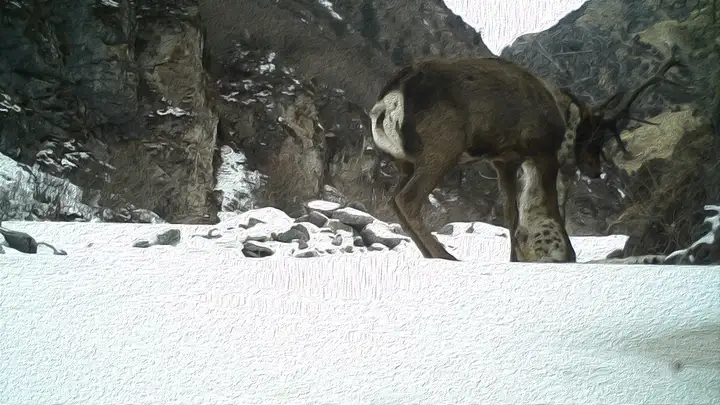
[{"x1": 1, "y1": 0, "x2": 718, "y2": 258}]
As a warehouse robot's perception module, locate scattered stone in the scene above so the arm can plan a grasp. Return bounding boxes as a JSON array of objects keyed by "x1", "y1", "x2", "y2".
[
  {"x1": 275, "y1": 225, "x2": 310, "y2": 243},
  {"x1": 331, "y1": 207, "x2": 376, "y2": 228},
  {"x1": 132, "y1": 228, "x2": 181, "y2": 248},
  {"x1": 331, "y1": 234, "x2": 343, "y2": 246},
  {"x1": 294, "y1": 250, "x2": 320, "y2": 258},
  {"x1": 298, "y1": 240, "x2": 309, "y2": 249},
  {"x1": 305, "y1": 199, "x2": 341, "y2": 215},
  {"x1": 0, "y1": 245, "x2": 4, "y2": 254},
  {"x1": 132, "y1": 240, "x2": 152, "y2": 248},
  {"x1": 324, "y1": 219, "x2": 354, "y2": 234},
  {"x1": 367, "y1": 243, "x2": 388, "y2": 252},
  {"x1": 0, "y1": 227, "x2": 38, "y2": 253},
  {"x1": 242, "y1": 241, "x2": 275, "y2": 258},
  {"x1": 360, "y1": 222, "x2": 409, "y2": 249},
  {"x1": 307, "y1": 211, "x2": 329, "y2": 227},
  {"x1": 156, "y1": 229, "x2": 181, "y2": 245},
  {"x1": 325, "y1": 248, "x2": 337, "y2": 254},
  {"x1": 353, "y1": 235, "x2": 365, "y2": 247},
  {"x1": 341, "y1": 245, "x2": 354, "y2": 253}
]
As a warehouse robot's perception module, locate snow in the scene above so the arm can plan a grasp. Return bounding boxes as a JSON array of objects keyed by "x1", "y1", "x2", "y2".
[
  {"x1": 0, "y1": 227, "x2": 718, "y2": 404},
  {"x1": 318, "y1": 0, "x2": 343, "y2": 20},
  {"x1": 213, "y1": 145, "x2": 267, "y2": 212},
  {"x1": 156, "y1": 105, "x2": 190, "y2": 117},
  {"x1": 0, "y1": 93, "x2": 22, "y2": 113}
]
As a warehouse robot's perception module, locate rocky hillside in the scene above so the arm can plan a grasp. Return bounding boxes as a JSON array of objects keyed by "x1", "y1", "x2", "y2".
[
  {"x1": 501, "y1": 0, "x2": 720, "y2": 256},
  {"x1": 1, "y1": 0, "x2": 719, "y2": 258}
]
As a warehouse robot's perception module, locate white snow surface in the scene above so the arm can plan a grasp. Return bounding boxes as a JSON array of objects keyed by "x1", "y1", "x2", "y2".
[
  {"x1": 0, "y1": 215, "x2": 626, "y2": 261},
  {"x1": 1, "y1": 219, "x2": 720, "y2": 404}
]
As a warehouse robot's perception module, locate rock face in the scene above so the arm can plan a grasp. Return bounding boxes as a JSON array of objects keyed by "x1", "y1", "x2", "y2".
[
  {"x1": 2, "y1": 0, "x2": 719, "y2": 258},
  {"x1": 1, "y1": 0, "x2": 218, "y2": 223}
]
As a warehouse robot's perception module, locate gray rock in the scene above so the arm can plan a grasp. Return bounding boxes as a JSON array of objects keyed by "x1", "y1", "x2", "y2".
[
  {"x1": 132, "y1": 228, "x2": 181, "y2": 248},
  {"x1": 324, "y1": 219, "x2": 354, "y2": 234},
  {"x1": 242, "y1": 241, "x2": 276, "y2": 258},
  {"x1": 360, "y1": 222, "x2": 410, "y2": 249},
  {"x1": 353, "y1": 235, "x2": 365, "y2": 247},
  {"x1": 0, "y1": 227, "x2": 38, "y2": 253},
  {"x1": 331, "y1": 234, "x2": 343, "y2": 246},
  {"x1": 132, "y1": 240, "x2": 152, "y2": 248},
  {"x1": 308, "y1": 211, "x2": 329, "y2": 227},
  {"x1": 294, "y1": 214, "x2": 310, "y2": 223},
  {"x1": 275, "y1": 225, "x2": 310, "y2": 243},
  {"x1": 298, "y1": 240, "x2": 309, "y2": 250},
  {"x1": 294, "y1": 250, "x2": 320, "y2": 258},
  {"x1": 331, "y1": 207, "x2": 376, "y2": 228},
  {"x1": 156, "y1": 229, "x2": 181, "y2": 246},
  {"x1": 341, "y1": 245, "x2": 354, "y2": 253}
]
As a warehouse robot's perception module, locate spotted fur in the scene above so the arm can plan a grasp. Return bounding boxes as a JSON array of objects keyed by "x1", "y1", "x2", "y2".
[{"x1": 516, "y1": 160, "x2": 576, "y2": 262}]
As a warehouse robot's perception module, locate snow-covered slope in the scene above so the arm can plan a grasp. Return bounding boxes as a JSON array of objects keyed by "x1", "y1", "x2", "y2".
[
  {"x1": 1, "y1": 250, "x2": 719, "y2": 404},
  {"x1": 0, "y1": 211, "x2": 627, "y2": 262}
]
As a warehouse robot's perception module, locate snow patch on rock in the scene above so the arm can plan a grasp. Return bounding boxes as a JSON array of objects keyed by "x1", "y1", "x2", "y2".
[{"x1": 214, "y1": 146, "x2": 267, "y2": 212}]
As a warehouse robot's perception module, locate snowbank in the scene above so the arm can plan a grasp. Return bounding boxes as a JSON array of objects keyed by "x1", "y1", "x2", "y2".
[{"x1": 1, "y1": 251, "x2": 718, "y2": 404}]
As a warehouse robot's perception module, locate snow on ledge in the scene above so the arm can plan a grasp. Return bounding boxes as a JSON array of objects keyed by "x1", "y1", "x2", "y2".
[{"x1": 1, "y1": 253, "x2": 719, "y2": 404}]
